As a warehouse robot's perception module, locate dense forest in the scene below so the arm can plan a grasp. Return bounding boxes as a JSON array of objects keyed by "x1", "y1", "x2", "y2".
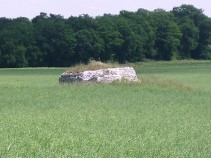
[{"x1": 0, "y1": 4, "x2": 211, "y2": 68}]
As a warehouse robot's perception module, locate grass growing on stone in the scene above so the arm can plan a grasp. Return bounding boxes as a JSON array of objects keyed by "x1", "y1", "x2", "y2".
[
  {"x1": 0, "y1": 60, "x2": 211, "y2": 157},
  {"x1": 66, "y1": 60, "x2": 119, "y2": 74}
]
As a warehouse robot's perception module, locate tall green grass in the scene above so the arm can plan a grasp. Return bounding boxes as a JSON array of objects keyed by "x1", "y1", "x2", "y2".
[{"x1": 0, "y1": 61, "x2": 210, "y2": 157}]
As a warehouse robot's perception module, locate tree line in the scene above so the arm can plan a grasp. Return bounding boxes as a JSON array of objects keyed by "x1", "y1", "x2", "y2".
[{"x1": 0, "y1": 4, "x2": 211, "y2": 68}]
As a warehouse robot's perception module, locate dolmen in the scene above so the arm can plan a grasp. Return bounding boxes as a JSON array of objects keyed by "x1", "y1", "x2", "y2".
[{"x1": 59, "y1": 67, "x2": 139, "y2": 84}]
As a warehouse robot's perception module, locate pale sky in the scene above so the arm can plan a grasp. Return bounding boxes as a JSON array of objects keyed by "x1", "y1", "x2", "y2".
[{"x1": 0, "y1": 0, "x2": 210, "y2": 19}]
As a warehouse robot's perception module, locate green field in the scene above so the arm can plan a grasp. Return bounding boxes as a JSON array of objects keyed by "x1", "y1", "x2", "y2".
[{"x1": 0, "y1": 61, "x2": 211, "y2": 157}]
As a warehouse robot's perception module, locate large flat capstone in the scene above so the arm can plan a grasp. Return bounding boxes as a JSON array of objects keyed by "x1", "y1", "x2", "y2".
[{"x1": 59, "y1": 67, "x2": 139, "y2": 83}]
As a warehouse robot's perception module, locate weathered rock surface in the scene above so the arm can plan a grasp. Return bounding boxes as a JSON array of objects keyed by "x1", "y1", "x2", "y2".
[{"x1": 59, "y1": 67, "x2": 139, "y2": 83}]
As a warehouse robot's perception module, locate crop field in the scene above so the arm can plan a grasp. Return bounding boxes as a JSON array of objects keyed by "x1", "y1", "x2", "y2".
[{"x1": 0, "y1": 61, "x2": 211, "y2": 157}]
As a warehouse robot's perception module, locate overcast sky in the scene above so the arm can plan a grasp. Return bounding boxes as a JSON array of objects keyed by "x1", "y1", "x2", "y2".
[{"x1": 0, "y1": 0, "x2": 210, "y2": 19}]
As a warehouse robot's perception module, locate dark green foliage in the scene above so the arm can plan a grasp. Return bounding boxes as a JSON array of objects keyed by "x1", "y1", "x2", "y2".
[
  {"x1": 172, "y1": 5, "x2": 211, "y2": 59},
  {"x1": 0, "y1": 5, "x2": 211, "y2": 68},
  {"x1": 152, "y1": 10, "x2": 182, "y2": 60},
  {"x1": 0, "y1": 17, "x2": 32, "y2": 67},
  {"x1": 32, "y1": 13, "x2": 76, "y2": 67}
]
